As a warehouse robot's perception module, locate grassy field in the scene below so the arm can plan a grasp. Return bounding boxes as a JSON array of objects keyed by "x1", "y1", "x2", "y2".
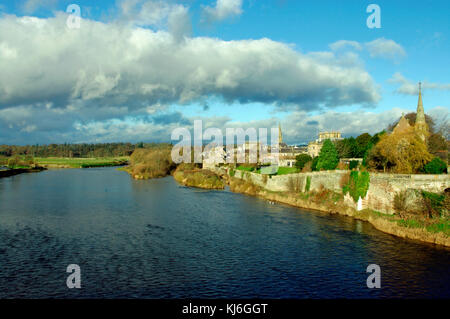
[
  {"x1": 276, "y1": 167, "x2": 299, "y2": 175},
  {"x1": 236, "y1": 165, "x2": 299, "y2": 175},
  {"x1": 35, "y1": 157, "x2": 129, "y2": 168}
]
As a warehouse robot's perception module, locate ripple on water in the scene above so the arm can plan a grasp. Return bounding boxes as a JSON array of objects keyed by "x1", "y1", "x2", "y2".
[{"x1": 0, "y1": 169, "x2": 449, "y2": 298}]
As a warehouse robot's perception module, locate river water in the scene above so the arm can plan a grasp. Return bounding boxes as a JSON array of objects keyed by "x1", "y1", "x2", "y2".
[{"x1": 0, "y1": 167, "x2": 448, "y2": 298}]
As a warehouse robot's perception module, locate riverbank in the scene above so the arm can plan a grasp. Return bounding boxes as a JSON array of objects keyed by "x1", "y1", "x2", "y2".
[
  {"x1": 35, "y1": 157, "x2": 129, "y2": 168},
  {"x1": 227, "y1": 176, "x2": 450, "y2": 247},
  {"x1": 0, "y1": 167, "x2": 47, "y2": 178},
  {"x1": 173, "y1": 165, "x2": 225, "y2": 189}
]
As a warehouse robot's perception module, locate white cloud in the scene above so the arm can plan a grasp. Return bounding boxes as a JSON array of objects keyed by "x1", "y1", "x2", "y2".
[
  {"x1": 330, "y1": 38, "x2": 406, "y2": 62},
  {"x1": 329, "y1": 40, "x2": 362, "y2": 52},
  {"x1": 389, "y1": 72, "x2": 450, "y2": 95},
  {"x1": 0, "y1": 13, "x2": 379, "y2": 112},
  {"x1": 203, "y1": 0, "x2": 243, "y2": 22},
  {"x1": 365, "y1": 38, "x2": 406, "y2": 61},
  {"x1": 118, "y1": 0, "x2": 191, "y2": 40},
  {"x1": 0, "y1": 12, "x2": 383, "y2": 144}
]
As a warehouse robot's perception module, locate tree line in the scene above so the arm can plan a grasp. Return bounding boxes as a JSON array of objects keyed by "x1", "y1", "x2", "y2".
[{"x1": 0, "y1": 142, "x2": 171, "y2": 158}]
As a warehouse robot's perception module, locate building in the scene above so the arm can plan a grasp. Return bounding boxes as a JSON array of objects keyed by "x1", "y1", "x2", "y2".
[
  {"x1": 275, "y1": 123, "x2": 306, "y2": 166},
  {"x1": 318, "y1": 131, "x2": 342, "y2": 143},
  {"x1": 202, "y1": 145, "x2": 226, "y2": 169},
  {"x1": 392, "y1": 82, "x2": 429, "y2": 141},
  {"x1": 307, "y1": 131, "x2": 343, "y2": 158},
  {"x1": 392, "y1": 113, "x2": 413, "y2": 135},
  {"x1": 307, "y1": 141, "x2": 322, "y2": 158}
]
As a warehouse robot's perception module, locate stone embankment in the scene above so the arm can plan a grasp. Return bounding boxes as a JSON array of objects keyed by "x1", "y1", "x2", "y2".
[{"x1": 214, "y1": 167, "x2": 450, "y2": 247}]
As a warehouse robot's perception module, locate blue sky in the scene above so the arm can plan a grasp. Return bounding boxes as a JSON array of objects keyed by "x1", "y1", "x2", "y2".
[{"x1": 0, "y1": 0, "x2": 448, "y2": 144}]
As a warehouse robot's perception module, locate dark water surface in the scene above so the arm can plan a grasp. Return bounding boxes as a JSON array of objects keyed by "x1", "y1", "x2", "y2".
[{"x1": 0, "y1": 167, "x2": 449, "y2": 298}]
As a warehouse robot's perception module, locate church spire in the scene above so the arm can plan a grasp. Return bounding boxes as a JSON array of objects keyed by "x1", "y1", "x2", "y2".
[
  {"x1": 415, "y1": 82, "x2": 428, "y2": 142},
  {"x1": 278, "y1": 122, "x2": 283, "y2": 145},
  {"x1": 417, "y1": 82, "x2": 424, "y2": 117}
]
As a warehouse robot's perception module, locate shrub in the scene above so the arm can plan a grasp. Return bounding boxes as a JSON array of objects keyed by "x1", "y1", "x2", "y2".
[
  {"x1": 423, "y1": 157, "x2": 447, "y2": 174},
  {"x1": 312, "y1": 184, "x2": 331, "y2": 203},
  {"x1": 349, "y1": 160, "x2": 359, "y2": 170},
  {"x1": 129, "y1": 147, "x2": 175, "y2": 179},
  {"x1": 173, "y1": 168, "x2": 224, "y2": 189},
  {"x1": 7, "y1": 156, "x2": 20, "y2": 168},
  {"x1": 0, "y1": 156, "x2": 8, "y2": 166},
  {"x1": 336, "y1": 162, "x2": 348, "y2": 170},
  {"x1": 422, "y1": 191, "x2": 445, "y2": 218},
  {"x1": 295, "y1": 154, "x2": 312, "y2": 170},
  {"x1": 302, "y1": 161, "x2": 312, "y2": 172}
]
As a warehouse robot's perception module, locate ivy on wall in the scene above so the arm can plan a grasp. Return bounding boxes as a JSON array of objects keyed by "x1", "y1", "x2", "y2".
[
  {"x1": 305, "y1": 176, "x2": 311, "y2": 192},
  {"x1": 343, "y1": 171, "x2": 370, "y2": 202}
]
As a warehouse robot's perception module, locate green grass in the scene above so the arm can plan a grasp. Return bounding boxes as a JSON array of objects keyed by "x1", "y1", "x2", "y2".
[
  {"x1": 276, "y1": 167, "x2": 299, "y2": 175},
  {"x1": 236, "y1": 165, "x2": 255, "y2": 172},
  {"x1": 34, "y1": 157, "x2": 129, "y2": 168},
  {"x1": 397, "y1": 219, "x2": 424, "y2": 229},
  {"x1": 426, "y1": 220, "x2": 450, "y2": 236}
]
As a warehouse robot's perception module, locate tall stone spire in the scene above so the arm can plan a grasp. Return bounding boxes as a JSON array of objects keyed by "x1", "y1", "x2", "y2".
[
  {"x1": 278, "y1": 122, "x2": 283, "y2": 145},
  {"x1": 414, "y1": 82, "x2": 428, "y2": 142}
]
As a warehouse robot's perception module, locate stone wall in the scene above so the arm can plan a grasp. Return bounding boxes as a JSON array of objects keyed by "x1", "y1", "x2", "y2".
[
  {"x1": 222, "y1": 167, "x2": 450, "y2": 214},
  {"x1": 229, "y1": 169, "x2": 347, "y2": 193},
  {"x1": 365, "y1": 173, "x2": 449, "y2": 214}
]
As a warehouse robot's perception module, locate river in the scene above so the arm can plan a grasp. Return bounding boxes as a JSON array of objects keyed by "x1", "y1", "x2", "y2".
[{"x1": 0, "y1": 167, "x2": 449, "y2": 298}]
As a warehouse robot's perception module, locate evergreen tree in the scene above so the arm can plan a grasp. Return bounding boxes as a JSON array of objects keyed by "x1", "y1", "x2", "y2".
[{"x1": 316, "y1": 139, "x2": 339, "y2": 170}]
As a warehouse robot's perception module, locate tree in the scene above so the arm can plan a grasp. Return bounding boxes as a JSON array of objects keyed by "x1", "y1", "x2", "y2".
[
  {"x1": 335, "y1": 137, "x2": 357, "y2": 159},
  {"x1": 367, "y1": 132, "x2": 433, "y2": 173},
  {"x1": 427, "y1": 133, "x2": 447, "y2": 162},
  {"x1": 316, "y1": 139, "x2": 339, "y2": 170},
  {"x1": 295, "y1": 154, "x2": 312, "y2": 170},
  {"x1": 424, "y1": 157, "x2": 447, "y2": 174},
  {"x1": 311, "y1": 157, "x2": 319, "y2": 171},
  {"x1": 355, "y1": 133, "x2": 372, "y2": 158}
]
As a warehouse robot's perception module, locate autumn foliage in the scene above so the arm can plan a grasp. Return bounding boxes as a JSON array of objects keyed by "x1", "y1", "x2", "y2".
[{"x1": 367, "y1": 132, "x2": 432, "y2": 173}]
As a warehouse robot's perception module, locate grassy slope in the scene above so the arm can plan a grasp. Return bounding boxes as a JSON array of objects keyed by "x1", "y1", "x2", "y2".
[{"x1": 35, "y1": 157, "x2": 129, "y2": 168}]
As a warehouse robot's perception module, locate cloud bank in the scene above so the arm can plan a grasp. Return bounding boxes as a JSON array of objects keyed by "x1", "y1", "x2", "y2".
[{"x1": 0, "y1": 12, "x2": 382, "y2": 144}]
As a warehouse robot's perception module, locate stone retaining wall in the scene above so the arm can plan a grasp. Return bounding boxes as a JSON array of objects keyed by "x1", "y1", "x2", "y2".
[{"x1": 218, "y1": 167, "x2": 449, "y2": 214}]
